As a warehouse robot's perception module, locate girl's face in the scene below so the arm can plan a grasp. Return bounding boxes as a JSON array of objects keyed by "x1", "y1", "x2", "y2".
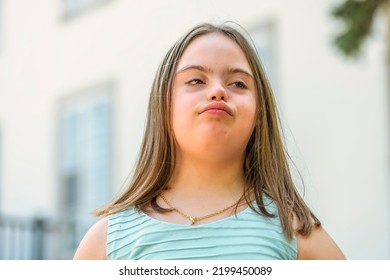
[{"x1": 172, "y1": 32, "x2": 257, "y2": 162}]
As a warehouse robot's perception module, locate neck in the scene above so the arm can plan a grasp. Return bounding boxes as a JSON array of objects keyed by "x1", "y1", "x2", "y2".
[
  {"x1": 168, "y1": 153, "x2": 246, "y2": 199},
  {"x1": 154, "y1": 151, "x2": 250, "y2": 225}
]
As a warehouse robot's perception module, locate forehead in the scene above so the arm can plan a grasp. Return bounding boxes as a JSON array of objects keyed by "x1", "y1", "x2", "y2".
[{"x1": 177, "y1": 32, "x2": 252, "y2": 72}]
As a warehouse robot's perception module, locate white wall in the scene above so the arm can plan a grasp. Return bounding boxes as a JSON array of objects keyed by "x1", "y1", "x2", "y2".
[{"x1": 0, "y1": 0, "x2": 388, "y2": 259}]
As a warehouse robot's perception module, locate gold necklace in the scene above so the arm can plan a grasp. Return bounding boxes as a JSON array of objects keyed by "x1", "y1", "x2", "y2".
[{"x1": 159, "y1": 194, "x2": 242, "y2": 226}]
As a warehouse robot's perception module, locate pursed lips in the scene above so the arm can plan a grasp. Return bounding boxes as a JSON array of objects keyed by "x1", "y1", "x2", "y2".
[{"x1": 200, "y1": 102, "x2": 233, "y2": 116}]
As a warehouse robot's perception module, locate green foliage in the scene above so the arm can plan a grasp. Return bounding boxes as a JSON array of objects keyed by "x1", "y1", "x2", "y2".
[{"x1": 332, "y1": 0, "x2": 388, "y2": 57}]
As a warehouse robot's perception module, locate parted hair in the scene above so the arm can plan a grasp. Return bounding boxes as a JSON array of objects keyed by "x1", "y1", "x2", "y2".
[{"x1": 95, "y1": 22, "x2": 320, "y2": 240}]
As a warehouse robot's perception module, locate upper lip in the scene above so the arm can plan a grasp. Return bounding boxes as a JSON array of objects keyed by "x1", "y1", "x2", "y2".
[{"x1": 200, "y1": 102, "x2": 233, "y2": 116}]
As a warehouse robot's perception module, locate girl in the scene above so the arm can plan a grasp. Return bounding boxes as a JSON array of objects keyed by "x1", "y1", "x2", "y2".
[{"x1": 74, "y1": 23, "x2": 345, "y2": 260}]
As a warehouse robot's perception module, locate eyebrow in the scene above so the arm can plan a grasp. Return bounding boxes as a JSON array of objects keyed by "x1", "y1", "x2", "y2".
[{"x1": 176, "y1": 64, "x2": 253, "y2": 79}]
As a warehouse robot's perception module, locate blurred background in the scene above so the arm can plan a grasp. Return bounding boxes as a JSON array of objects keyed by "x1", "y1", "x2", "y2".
[{"x1": 0, "y1": 0, "x2": 389, "y2": 260}]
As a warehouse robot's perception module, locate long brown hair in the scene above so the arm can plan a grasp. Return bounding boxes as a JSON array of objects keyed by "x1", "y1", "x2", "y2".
[{"x1": 96, "y1": 22, "x2": 320, "y2": 240}]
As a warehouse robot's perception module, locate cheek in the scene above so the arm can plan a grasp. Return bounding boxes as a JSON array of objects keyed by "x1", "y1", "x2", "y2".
[
  {"x1": 171, "y1": 93, "x2": 197, "y2": 140},
  {"x1": 238, "y1": 96, "x2": 257, "y2": 124},
  {"x1": 236, "y1": 97, "x2": 257, "y2": 145}
]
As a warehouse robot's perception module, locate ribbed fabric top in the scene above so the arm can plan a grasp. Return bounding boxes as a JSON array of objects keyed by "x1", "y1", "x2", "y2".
[{"x1": 107, "y1": 200, "x2": 297, "y2": 260}]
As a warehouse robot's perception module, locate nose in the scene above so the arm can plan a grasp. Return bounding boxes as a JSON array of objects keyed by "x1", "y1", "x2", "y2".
[{"x1": 207, "y1": 81, "x2": 228, "y2": 101}]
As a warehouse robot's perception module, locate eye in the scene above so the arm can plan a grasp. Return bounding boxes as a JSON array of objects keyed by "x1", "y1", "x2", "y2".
[
  {"x1": 186, "y1": 79, "x2": 205, "y2": 86},
  {"x1": 231, "y1": 81, "x2": 248, "y2": 89}
]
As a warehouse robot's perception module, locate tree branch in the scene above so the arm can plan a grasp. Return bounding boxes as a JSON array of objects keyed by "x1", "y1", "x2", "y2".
[{"x1": 332, "y1": 0, "x2": 388, "y2": 56}]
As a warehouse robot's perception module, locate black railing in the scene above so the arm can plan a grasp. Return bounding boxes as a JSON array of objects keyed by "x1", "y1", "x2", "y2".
[{"x1": 0, "y1": 214, "x2": 51, "y2": 260}]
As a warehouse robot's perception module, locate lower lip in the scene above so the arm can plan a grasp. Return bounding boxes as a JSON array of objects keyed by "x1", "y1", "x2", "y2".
[{"x1": 203, "y1": 109, "x2": 230, "y2": 115}]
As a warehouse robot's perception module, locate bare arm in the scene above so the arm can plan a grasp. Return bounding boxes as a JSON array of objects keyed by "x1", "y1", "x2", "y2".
[
  {"x1": 296, "y1": 225, "x2": 346, "y2": 260},
  {"x1": 73, "y1": 217, "x2": 108, "y2": 260}
]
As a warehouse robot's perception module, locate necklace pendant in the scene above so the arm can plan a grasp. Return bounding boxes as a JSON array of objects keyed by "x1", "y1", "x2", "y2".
[{"x1": 186, "y1": 217, "x2": 195, "y2": 226}]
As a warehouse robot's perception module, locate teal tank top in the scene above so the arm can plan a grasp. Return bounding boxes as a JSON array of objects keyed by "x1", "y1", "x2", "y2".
[{"x1": 106, "y1": 200, "x2": 297, "y2": 260}]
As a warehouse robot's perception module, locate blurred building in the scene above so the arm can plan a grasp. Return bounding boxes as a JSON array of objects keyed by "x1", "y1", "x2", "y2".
[{"x1": 0, "y1": 0, "x2": 389, "y2": 259}]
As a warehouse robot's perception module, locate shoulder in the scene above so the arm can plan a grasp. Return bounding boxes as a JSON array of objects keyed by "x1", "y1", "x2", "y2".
[
  {"x1": 296, "y1": 224, "x2": 346, "y2": 260},
  {"x1": 73, "y1": 217, "x2": 108, "y2": 260}
]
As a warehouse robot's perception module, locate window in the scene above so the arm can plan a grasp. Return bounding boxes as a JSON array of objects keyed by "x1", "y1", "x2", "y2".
[
  {"x1": 62, "y1": 0, "x2": 111, "y2": 20},
  {"x1": 0, "y1": 126, "x2": 2, "y2": 210},
  {"x1": 250, "y1": 21, "x2": 278, "y2": 93},
  {"x1": 58, "y1": 83, "x2": 113, "y2": 258}
]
